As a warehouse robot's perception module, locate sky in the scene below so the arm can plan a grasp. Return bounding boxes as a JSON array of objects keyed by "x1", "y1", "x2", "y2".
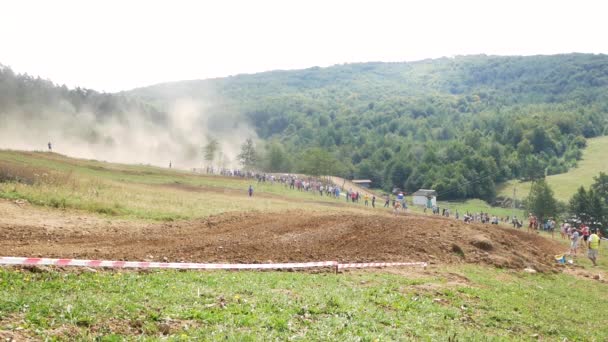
[{"x1": 1, "y1": 0, "x2": 607, "y2": 92}]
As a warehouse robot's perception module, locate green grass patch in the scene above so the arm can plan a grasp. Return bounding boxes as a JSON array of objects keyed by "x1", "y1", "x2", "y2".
[
  {"x1": 437, "y1": 199, "x2": 525, "y2": 219},
  {"x1": 1, "y1": 266, "x2": 606, "y2": 340},
  {"x1": 404, "y1": 197, "x2": 524, "y2": 221},
  {"x1": 0, "y1": 150, "x2": 530, "y2": 221},
  {"x1": 0, "y1": 150, "x2": 360, "y2": 220},
  {"x1": 498, "y1": 136, "x2": 608, "y2": 202}
]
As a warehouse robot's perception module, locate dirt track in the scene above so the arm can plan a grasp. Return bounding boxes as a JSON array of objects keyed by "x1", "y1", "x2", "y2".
[{"x1": 0, "y1": 200, "x2": 565, "y2": 271}]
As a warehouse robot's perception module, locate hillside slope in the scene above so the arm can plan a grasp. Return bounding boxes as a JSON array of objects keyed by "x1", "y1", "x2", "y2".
[
  {"x1": 0, "y1": 150, "x2": 365, "y2": 220},
  {"x1": 497, "y1": 135, "x2": 608, "y2": 201},
  {"x1": 129, "y1": 54, "x2": 608, "y2": 106},
  {"x1": 129, "y1": 54, "x2": 608, "y2": 199},
  {"x1": 3, "y1": 54, "x2": 608, "y2": 199}
]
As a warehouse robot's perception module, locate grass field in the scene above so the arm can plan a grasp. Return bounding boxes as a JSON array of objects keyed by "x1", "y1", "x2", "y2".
[
  {"x1": 2, "y1": 264, "x2": 607, "y2": 341},
  {"x1": 436, "y1": 199, "x2": 525, "y2": 219},
  {"x1": 2, "y1": 149, "x2": 608, "y2": 340},
  {"x1": 497, "y1": 135, "x2": 608, "y2": 202},
  {"x1": 0, "y1": 150, "x2": 363, "y2": 221},
  {"x1": 402, "y1": 197, "x2": 525, "y2": 223},
  {"x1": 0, "y1": 150, "x2": 525, "y2": 222}
]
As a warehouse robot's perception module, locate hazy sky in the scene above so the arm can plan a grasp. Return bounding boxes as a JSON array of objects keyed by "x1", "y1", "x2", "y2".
[{"x1": 1, "y1": 0, "x2": 606, "y2": 92}]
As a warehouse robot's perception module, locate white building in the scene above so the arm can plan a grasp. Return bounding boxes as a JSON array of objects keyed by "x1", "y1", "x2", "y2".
[{"x1": 412, "y1": 189, "x2": 437, "y2": 208}]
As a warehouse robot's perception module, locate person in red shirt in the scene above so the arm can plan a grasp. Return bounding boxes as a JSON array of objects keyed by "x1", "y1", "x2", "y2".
[{"x1": 581, "y1": 224, "x2": 590, "y2": 243}]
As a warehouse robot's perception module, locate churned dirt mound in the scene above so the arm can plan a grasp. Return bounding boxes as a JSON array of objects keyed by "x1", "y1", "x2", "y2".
[{"x1": 0, "y1": 200, "x2": 564, "y2": 271}]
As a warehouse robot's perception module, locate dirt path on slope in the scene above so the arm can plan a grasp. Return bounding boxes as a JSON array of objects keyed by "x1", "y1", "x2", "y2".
[
  {"x1": 329, "y1": 176, "x2": 383, "y2": 197},
  {"x1": 0, "y1": 200, "x2": 564, "y2": 271},
  {"x1": 158, "y1": 182, "x2": 353, "y2": 208}
]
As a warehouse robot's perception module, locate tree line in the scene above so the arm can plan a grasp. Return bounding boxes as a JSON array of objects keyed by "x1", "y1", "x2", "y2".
[{"x1": 527, "y1": 172, "x2": 608, "y2": 236}]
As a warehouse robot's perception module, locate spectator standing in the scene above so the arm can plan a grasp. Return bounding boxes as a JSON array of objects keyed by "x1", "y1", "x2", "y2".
[
  {"x1": 587, "y1": 229, "x2": 601, "y2": 266},
  {"x1": 570, "y1": 229, "x2": 581, "y2": 255}
]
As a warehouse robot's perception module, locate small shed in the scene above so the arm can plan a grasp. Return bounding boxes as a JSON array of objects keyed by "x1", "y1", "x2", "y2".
[
  {"x1": 352, "y1": 179, "x2": 372, "y2": 188},
  {"x1": 412, "y1": 189, "x2": 437, "y2": 208}
]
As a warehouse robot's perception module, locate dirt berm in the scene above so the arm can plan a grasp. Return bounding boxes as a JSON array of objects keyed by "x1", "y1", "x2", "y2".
[{"x1": 0, "y1": 207, "x2": 564, "y2": 272}]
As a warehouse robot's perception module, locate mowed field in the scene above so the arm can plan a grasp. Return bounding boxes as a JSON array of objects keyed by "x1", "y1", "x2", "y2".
[
  {"x1": 498, "y1": 135, "x2": 608, "y2": 202},
  {"x1": 1, "y1": 150, "x2": 608, "y2": 340}
]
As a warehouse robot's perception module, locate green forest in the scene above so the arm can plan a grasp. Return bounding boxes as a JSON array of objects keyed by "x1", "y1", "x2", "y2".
[
  {"x1": 130, "y1": 54, "x2": 608, "y2": 200},
  {"x1": 0, "y1": 66, "x2": 164, "y2": 127},
  {"x1": 2, "y1": 54, "x2": 608, "y2": 200}
]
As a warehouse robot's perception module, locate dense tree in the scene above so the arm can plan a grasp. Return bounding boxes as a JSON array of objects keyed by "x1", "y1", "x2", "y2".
[
  {"x1": 570, "y1": 174, "x2": 608, "y2": 235},
  {"x1": 237, "y1": 138, "x2": 257, "y2": 170},
  {"x1": 264, "y1": 142, "x2": 291, "y2": 172},
  {"x1": 356, "y1": 160, "x2": 383, "y2": 185},
  {"x1": 591, "y1": 172, "x2": 608, "y2": 204},
  {"x1": 388, "y1": 161, "x2": 411, "y2": 190},
  {"x1": 203, "y1": 137, "x2": 219, "y2": 166},
  {"x1": 527, "y1": 179, "x2": 559, "y2": 222},
  {"x1": 569, "y1": 187, "x2": 592, "y2": 223},
  {"x1": 296, "y1": 148, "x2": 342, "y2": 177},
  {"x1": 586, "y1": 189, "x2": 607, "y2": 230}
]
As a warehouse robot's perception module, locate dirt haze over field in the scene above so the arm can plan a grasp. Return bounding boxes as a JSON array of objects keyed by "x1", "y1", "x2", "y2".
[
  {"x1": 0, "y1": 97, "x2": 256, "y2": 170},
  {"x1": 0, "y1": 200, "x2": 564, "y2": 272}
]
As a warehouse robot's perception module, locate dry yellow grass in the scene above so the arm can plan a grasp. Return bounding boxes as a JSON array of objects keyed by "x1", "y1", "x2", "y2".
[{"x1": 0, "y1": 150, "x2": 374, "y2": 220}]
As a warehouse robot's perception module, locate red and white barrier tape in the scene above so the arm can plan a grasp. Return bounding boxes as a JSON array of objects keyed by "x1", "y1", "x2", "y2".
[
  {"x1": 0, "y1": 257, "x2": 336, "y2": 270},
  {"x1": 0, "y1": 257, "x2": 427, "y2": 271},
  {"x1": 338, "y1": 262, "x2": 428, "y2": 270}
]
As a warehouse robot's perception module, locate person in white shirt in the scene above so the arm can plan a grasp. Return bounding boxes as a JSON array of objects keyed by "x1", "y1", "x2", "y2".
[{"x1": 570, "y1": 229, "x2": 581, "y2": 255}]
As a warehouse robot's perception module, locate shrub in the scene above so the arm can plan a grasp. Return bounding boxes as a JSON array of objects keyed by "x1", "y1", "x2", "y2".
[
  {"x1": 49, "y1": 197, "x2": 67, "y2": 208},
  {"x1": 0, "y1": 161, "x2": 39, "y2": 184},
  {"x1": 0, "y1": 161, "x2": 75, "y2": 187}
]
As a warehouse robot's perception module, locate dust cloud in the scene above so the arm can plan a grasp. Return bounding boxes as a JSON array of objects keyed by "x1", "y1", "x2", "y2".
[{"x1": 0, "y1": 98, "x2": 256, "y2": 170}]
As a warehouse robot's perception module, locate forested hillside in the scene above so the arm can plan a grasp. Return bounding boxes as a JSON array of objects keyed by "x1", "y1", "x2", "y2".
[
  {"x1": 0, "y1": 64, "x2": 165, "y2": 129},
  {"x1": 129, "y1": 54, "x2": 608, "y2": 200},
  {"x1": 2, "y1": 55, "x2": 608, "y2": 200}
]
